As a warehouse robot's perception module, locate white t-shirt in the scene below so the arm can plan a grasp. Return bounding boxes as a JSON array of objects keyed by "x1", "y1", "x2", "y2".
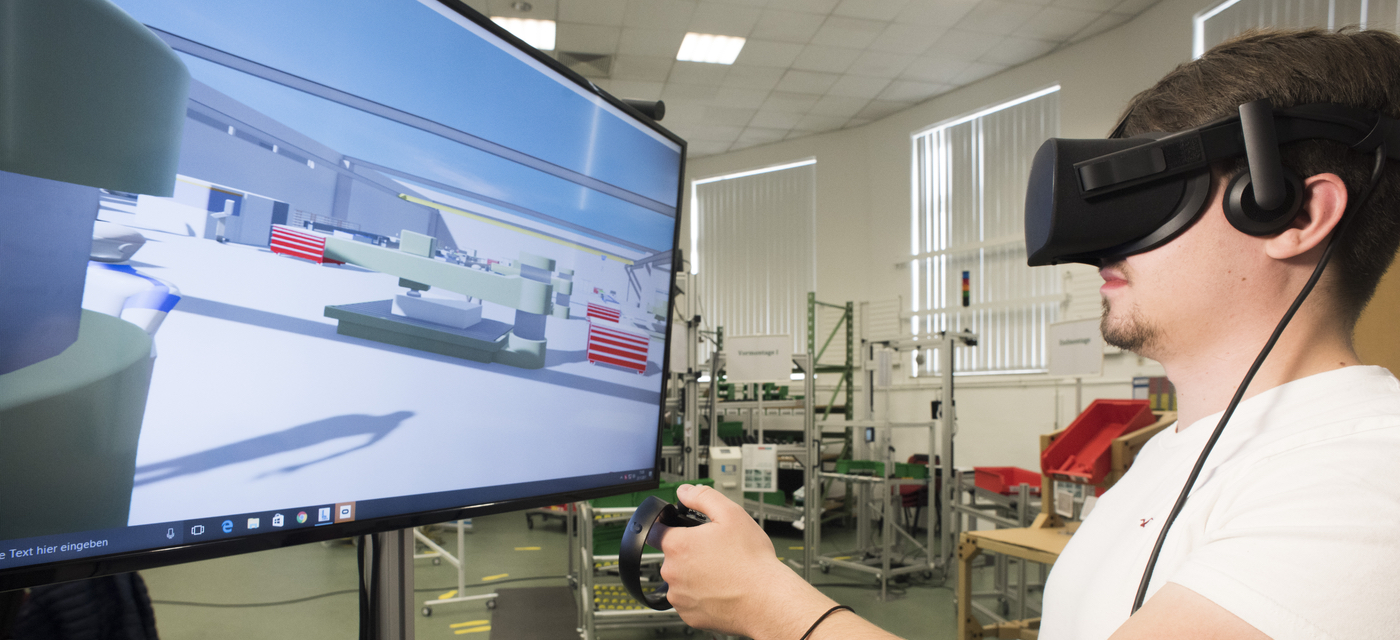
[{"x1": 1040, "y1": 365, "x2": 1400, "y2": 640}]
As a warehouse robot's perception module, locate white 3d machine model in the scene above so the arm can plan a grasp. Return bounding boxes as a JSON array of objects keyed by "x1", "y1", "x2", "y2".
[{"x1": 280, "y1": 226, "x2": 573, "y2": 370}]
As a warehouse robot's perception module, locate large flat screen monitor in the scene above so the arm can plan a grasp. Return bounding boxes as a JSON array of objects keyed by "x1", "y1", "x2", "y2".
[{"x1": 0, "y1": 0, "x2": 683, "y2": 590}]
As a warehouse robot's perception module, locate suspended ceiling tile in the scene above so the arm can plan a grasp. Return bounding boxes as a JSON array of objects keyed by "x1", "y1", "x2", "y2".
[
  {"x1": 900, "y1": 56, "x2": 970, "y2": 84},
  {"x1": 622, "y1": 0, "x2": 698, "y2": 31},
  {"x1": 949, "y1": 60, "x2": 1007, "y2": 84},
  {"x1": 808, "y1": 94, "x2": 871, "y2": 117},
  {"x1": 979, "y1": 35, "x2": 1057, "y2": 64},
  {"x1": 735, "y1": 126, "x2": 790, "y2": 146},
  {"x1": 1015, "y1": 6, "x2": 1104, "y2": 40},
  {"x1": 826, "y1": 73, "x2": 892, "y2": 97},
  {"x1": 878, "y1": 79, "x2": 950, "y2": 101},
  {"x1": 558, "y1": 0, "x2": 628, "y2": 25},
  {"x1": 661, "y1": 102, "x2": 707, "y2": 124},
  {"x1": 735, "y1": 39, "x2": 806, "y2": 67},
  {"x1": 796, "y1": 112, "x2": 853, "y2": 130},
  {"x1": 611, "y1": 54, "x2": 676, "y2": 81},
  {"x1": 556, "y1": 23, "x2": 623, "y2": 53},
  {"x1": 669, "y1": 60, "x2": 732, "y2": 84},
  {"x1": 870, "y1": 21, "x2": 944, "y2": 54},
  {"x1": 662, "y1": 82, "x2": 722, "y2": 101},
  {"x1": 856, "y1": 99, "x2": 915, "y2": 119},
  {"x1": 714, "y1": 86, "x2": 774, "y2": 108},
  {"x1": 762, "y1": 90, "x2": 823, "y2": 111},
  {"x1": 703, "y1": 105, "x2": 760, "y2": 126},
  {"x1": 810, "y1": 16, "x2": 888, "y2": 49},
  {"x1": 607, "y1": 79, "x2": 666, "y2": 100},
  {"x1": 688, "y1": 2, "x2": 763, "y2": 36},
  {"x1": 688, "y1": 123, "x2": 747, "y2": 140},
  {"x1": 720, "y1": 65, "x2": 787, "y2": 90},
  {"x1": 928, "y1": 28, "x2": 1003, "y2": 59},
  {"x1": 1069, "y1": 10, "x2": 1131, "y2": 42},
  {"x1": 765, "y1": 0, "x2": 842, "y2": 14},
  {"x1": 618, "y1": 28, "x2": 687, "y2": 57},
  {"x1": 896, "y1": 0, "x2": 981, "y2": 27},
  {"x1": 1049, "y1": 0, "x2": 1122, "y2": 12},
  {"x1": 791, "y1": 44, "x2": 863, "y2": 73},
  {"x1": 774, "y1": 69, "x2": 842, "y2": 93},
  {"x1": 750, "y1": 109, "x2": 807, "y2": 128},
  {"x1": 844, "y1": 117, "x2": 874, "y2": 128},
  {"x1": 751, "y1": 10, "x2": 827, "y2": 43},
  {"x1": 954, "y1": 0, "x2": 1044, "y2": 35},
  {"x1": 833, "y1": 0, "x2": 912, "y2": 21},
  {"x1": 687, "y1": 139, "x2": 734, "y2": 156},
  {"x1": 847, "y1": 50, "x2": 917, "y2": 77},
  {"x1": 1110, "y1": 0, "x2": 1161, "y2": 15}
]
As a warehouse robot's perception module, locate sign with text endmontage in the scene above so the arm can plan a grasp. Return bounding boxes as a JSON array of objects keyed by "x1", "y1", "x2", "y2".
[{"x1": 1048, "y1": 318, "x2": 1104, "y2": 377}]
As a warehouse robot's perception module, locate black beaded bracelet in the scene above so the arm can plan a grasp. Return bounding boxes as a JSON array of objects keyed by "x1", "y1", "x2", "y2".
[{"x1": 799, "y1": 604, "x2": 854, "y2": 640}]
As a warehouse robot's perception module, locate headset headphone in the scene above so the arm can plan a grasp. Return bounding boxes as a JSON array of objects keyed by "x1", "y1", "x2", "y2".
[{"x1": 1024, "y1": 99, "x2": 1400, "y2": 266}]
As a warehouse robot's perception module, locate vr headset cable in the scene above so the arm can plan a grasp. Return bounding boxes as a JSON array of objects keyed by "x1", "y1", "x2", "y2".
[{"x1": 1131, "y1": 144, "x2": 1388, "y2": 613}]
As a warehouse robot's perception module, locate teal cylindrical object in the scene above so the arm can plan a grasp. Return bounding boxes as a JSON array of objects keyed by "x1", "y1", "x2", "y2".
[{"x1": 0, "y1": 0, "x2": 190, "y2": 196}]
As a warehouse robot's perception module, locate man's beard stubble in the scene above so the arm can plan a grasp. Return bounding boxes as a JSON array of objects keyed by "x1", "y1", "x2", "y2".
[{"x1": 1100, "y1": 297, "x2": 1161, "y2": 355}]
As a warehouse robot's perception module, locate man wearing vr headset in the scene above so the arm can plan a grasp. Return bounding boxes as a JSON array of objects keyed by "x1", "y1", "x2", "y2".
[{"x1": 656, "y1": 28, "x2": 1400, "y2": 640}]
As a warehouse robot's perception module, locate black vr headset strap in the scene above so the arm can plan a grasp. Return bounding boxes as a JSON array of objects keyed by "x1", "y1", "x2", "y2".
[{"x1": 1075, "y1": 103, "x2": 1400, "y2": 199}]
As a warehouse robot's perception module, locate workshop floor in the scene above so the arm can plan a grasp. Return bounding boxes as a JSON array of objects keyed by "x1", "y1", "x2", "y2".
[{"x1": 140, "y1": 512, "x2": 1029, "y2": 639}]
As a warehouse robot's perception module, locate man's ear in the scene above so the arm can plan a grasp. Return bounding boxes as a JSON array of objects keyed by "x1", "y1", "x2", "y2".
[{"x1": 1264, "y1": 173, "x2": 1348, "y2": 260}]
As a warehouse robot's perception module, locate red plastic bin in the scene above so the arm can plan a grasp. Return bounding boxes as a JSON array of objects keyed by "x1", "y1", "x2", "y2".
[
  {"x1": 1041, "y1": 399, "x2": 1155, "y2": 485},
  {"x1": 973, "y1": 467, "x2": 1042, "y2": 496}
]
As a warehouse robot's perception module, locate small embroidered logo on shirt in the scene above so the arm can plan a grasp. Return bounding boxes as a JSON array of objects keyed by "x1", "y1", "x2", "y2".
[{"x1": 1139, "y1": 518, "x2": 1154, "y2": 528}]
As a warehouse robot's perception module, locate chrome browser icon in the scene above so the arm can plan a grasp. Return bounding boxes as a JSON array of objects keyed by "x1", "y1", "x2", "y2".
[{"x1": 296, "y1": 511, "x2": 308, "y2": 524}]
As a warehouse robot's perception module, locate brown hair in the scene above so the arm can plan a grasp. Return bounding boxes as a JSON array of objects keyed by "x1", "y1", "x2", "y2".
[{"x1": 1117, "y1": 27, "x2": 1400, "y2": 326}]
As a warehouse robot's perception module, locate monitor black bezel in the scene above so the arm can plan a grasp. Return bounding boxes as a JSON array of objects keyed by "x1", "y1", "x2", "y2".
[{"x1": 0, "y1": 0, "x2": 685, "y2": 593}]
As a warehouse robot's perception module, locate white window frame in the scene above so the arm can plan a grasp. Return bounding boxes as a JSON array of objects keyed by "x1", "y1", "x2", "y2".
[{"x1": 909, "y1": 86, "x2": 1063, "y2": 376}]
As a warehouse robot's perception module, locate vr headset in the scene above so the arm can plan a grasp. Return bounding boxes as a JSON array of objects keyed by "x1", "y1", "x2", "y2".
[{"x1": 1024, "y1": 99, "x2": 1400, "y2": 266}]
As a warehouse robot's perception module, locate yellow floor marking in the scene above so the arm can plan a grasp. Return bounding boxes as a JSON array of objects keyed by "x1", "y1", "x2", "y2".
[
  {"x1": 482, "y1": 573, "x2": 509, "y2": 581},
  {"x1": 514, "y1": 546, "x2": 541, "y2": 551},
  {"x1": 437, "y1": 590, "x2": 458, "y2": 600},
  {"x1": 789, "y1": 546, "x2": 804, "y2": 550},
  {"x1": 454, "y1": 626, "x2": 491, "y2": 634},
  {"x1": 449, "y1": 620, "x2": 489, "y2": 628},
  {"x1": 832, "y1": 556, "x2": 851, "y2": 561}
]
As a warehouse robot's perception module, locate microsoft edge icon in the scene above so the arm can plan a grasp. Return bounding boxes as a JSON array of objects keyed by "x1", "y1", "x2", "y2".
[{"x1": 221, "y1": 520, "x2": 233, "y2": 533}]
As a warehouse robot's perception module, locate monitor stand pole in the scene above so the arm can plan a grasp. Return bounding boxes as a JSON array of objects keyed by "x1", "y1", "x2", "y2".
[
  {"x1": 372, "y1": 528, "x2": 415, "y2": 640},
  {"x1": 0, "y1": 589, "x2": 23, "y2": 639}
]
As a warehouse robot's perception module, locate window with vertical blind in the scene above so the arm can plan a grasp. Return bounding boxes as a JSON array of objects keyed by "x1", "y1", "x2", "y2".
[
  {"x1": 1196, "y1": 0, "x2": 1400, "y2": 56},
  {"x1": 910, "y1": 87, "x2": 1062, "y2": 375},
  {"x1": 691, "y1": 160, "x2": 816, "y2": 358}
]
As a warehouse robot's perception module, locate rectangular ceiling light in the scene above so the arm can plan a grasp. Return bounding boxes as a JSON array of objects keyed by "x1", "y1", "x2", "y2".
[
  {"x1": 491, "y1": 17, "x2": 556, "y2": 51},
  {"x1": 676, "y1": 32, "x2": 746, "y2": 64}
]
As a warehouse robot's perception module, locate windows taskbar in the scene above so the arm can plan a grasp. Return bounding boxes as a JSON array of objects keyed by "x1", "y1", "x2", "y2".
[{"x1": 0, "y1": 467, "x2": 655, "y2": 572}]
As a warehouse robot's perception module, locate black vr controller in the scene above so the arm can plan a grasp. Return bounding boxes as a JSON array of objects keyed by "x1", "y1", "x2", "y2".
[{"x1": 619, "y1": 495, "x2": 707, "y2": 611}]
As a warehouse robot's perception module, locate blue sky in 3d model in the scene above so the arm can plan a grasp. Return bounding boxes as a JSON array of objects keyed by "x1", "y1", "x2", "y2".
[{"x1": 112, "y1": 0, "x2": 681, "y2": 252}]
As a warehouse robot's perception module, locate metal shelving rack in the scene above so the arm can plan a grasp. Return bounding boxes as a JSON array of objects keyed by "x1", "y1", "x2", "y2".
[
  {"x1": 573, "y1": 502, "x2": 691, "y2": 639},
  {"x1": 801, "y1": 331, "x2": 977, "y2": 596}
]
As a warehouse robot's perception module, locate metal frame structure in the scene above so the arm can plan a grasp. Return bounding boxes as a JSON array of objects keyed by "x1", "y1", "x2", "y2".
[
  {"x1": 573, "y1": 502, "x2": 691, "y2": 639},
  {"x1": 801, "y1": 330, "x2": 976, "y2": 597},
  {"x1": 413, "y1": 521, "x2": 498, "y2": 617}
]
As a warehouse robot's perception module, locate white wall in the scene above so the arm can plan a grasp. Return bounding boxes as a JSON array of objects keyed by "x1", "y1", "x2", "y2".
[{"x1": 677, "y1": 0, "x2": 1212, "y2": 469}]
